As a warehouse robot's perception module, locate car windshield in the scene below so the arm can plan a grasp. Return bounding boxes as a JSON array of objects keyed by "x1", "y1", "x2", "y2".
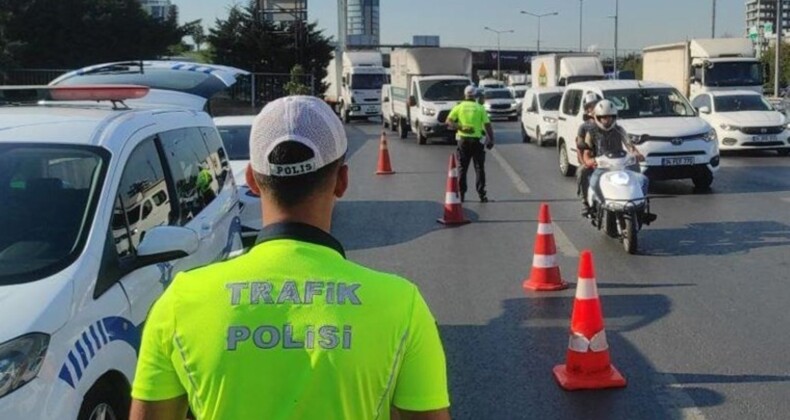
[
  {"x1": 539, "y1": 93, "x2": 563, "y2": 111},
  {"x1": 603, "y1": 88, "x2": 696, "y2": 119},
  {"x1": 217, "y1": 125, "x2": 252, "y2": 160},
  {"x1": 485, "y1": 90, "x2": 513, "y2": 100},
  {"x1": 419, "y1": 79, "x2": 469, "y2": 101},
  {"x1": 714, "y1": 95, "x2": 772, "y2": 112},
  {"x1": 0, "y1": 145, "x2": 108, "y2": 285},
  {"x1": 705, "y1": 62, "x2": 763, "y2": 87},
  {"x1": 350, "y1": 74, "x2": 387, "y2": 90}
]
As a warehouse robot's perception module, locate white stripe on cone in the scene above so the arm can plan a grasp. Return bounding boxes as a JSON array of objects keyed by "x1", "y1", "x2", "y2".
[
  {"x1": 448, "y1": 169, "x2": 459, "y2": 178},
  {"x1": 575, "y1": 277, "x2": 598, "y2": 300},
  {"x1": 445, "y1": 192, "x2": 461, "y2": 205},
  {"x1": 537, "y1": 223, "x2": 553, "y2": 235},
  {"x1": 568, "y1": 330, "x2": 609, "y2": 353},
  {"x1": 532, "y1": 254, "x2": 557, "y2": 268}
]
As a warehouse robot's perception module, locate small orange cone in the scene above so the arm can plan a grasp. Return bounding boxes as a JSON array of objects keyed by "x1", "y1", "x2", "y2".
[
  {"x1": 437, "y1": 153, "x2": 470, "y2": 225},
  {"x1": 523, "y1": 203, "x2": 568, "y2": 291},
  {"x1": 375, "y1": 132, "x2": 395, "y2": 175},
  {"x1": 553, "y1": 250, "x2": 627, "y2": 391}
]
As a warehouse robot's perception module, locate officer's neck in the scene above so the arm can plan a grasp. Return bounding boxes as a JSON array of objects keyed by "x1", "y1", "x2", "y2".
[{"x1": 260, "y1": 193, "x2": 335, "y2": 233}]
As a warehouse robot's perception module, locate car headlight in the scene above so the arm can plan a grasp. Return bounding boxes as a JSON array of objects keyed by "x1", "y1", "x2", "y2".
[
  {"x1": 703, "y1": 129, "x2": 717, "y2": 142},
  {"x1": 421, "y1": 107, "x2": 436, "y2": 117},
  {"x1": 543, "y1": 116, "x2": 557, "y2": 124},
  {"x1": 719, "y1": 123, "x2": 739, "y2": 132},
  {"x1": 0, "y1": 334, "x2": 49, "y2": 398},
  {"x1": 628, "y1": 133, "x2": 648, "y2": 145}
]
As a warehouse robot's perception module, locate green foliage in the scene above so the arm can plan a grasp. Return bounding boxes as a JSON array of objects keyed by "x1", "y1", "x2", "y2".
[
  {"x1": 620, "y1": 53, "x2": 643, "y2": 80},
  {"x1": 207, "y1": 1, "x2": 334, "y2": 95},
  {"x1": 4, "y1": 0, "x2": 185, "y2": 68},
  {"x1": 284, "y1": 65, "x2": 311, "y2": 95},
  {"x1": 760, "y1": 45, "x2": 790, "y2": 91}
]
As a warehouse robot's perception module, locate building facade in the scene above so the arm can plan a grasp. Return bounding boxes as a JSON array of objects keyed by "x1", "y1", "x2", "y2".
[
  {"x1": 139, "y1": 0, "x2": 177, "y2": 21},
  {"x1": 746, "y1": 0, "x2": 790, "y2": 37},
  {"x1": 346, "y1": 0, "x2": 380, "y2": 47}
]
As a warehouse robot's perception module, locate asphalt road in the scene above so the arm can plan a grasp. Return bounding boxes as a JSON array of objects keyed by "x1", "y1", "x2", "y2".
[{"x1": 331, "y1": 120, "x2": 790, "y2": 420}]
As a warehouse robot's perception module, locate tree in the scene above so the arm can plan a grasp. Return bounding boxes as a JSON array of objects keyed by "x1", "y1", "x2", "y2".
[
  {"x1": 208, "y1": 1, "x2": 334, "y2": 94},
  {"x1": 184, "y1": 19, "x2": 206, "y2": 52},
  {"x1": 620, "y1": 53, "x2": 643, "y2": 80},
  {"x1": 6, "y1": 0, "x2": 185, "y2": 68},
  {"x1": 760, "y1": 45, "x2": 790, "y2": 92},
  {"x1": 284, "y1": 65, "x2": 311, "y2": 95},
  {"x1": 0, "y1": 1, "x2": 28, "y2": 78}
]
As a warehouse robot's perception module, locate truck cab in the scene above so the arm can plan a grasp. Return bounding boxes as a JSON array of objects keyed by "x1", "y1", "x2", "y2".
[
  {"x1": 340, "y1": 66, "x2": 388, "y2": 123},
  {"x1": 689, "y1": 57, "x2": 763, "y2": 99}
]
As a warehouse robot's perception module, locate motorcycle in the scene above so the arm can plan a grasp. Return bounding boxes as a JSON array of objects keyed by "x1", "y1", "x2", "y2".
[{"x1": 586, "y1": 150, "x2": 657, "y2": 254}]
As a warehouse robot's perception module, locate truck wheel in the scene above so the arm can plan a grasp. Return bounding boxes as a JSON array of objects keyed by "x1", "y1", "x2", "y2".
[
  {"x1": 399, "y1": 118, "x2": 408, "y2": 139},
  {"x1": 692, "y1": 171, "x2": 713, "y2": 191},
  {"x1": 417, "y1": 122, "x2": 428, "y2": 145},
  {"x1": 558, "y1": 141, "x2": 576, "y2": 177},
  {"x1": 521, "y1": 124, "x2": 530, "y2": 143},
  {"x1": 342, "y1": 106, "x2": 351, "y2": 124},
  {"x1": 536, "y1": 128, "x2": 545, "y2": 147},
  {"x1": 78, "y1": 376, "x2": 128, "y2": 420}
]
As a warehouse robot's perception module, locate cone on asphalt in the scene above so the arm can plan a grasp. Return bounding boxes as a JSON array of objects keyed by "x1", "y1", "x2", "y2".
[
  {"x1": 437, "y1": 153, "x2": 470, "y2": 225},
  {"x1": 523, "y1": 203, "x2": 568, "y2": 291},
  {"x1": 375, "y1": 131, "x2": 395, "y2": 175},
  {"x1": 553, "y1": 250, "x2": 627, "y2": 391}
]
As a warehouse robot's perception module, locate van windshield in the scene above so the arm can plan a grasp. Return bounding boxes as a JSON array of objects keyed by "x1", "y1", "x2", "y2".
[
  {"x1": 350, "y1": 74, "x2": 387, "y2": 90},
  {"x1": 539, "y1": 93, "x2": 563, "y2": 111},
  {"x1": 602, "y1": 88, "x2": 696, "y2": 119},
  {"x1": 420, "y1": 79, "x2": 469, "y2": 101},
  {"x1": 0, "y1": 145, "x2": 108, "y2": 285}
]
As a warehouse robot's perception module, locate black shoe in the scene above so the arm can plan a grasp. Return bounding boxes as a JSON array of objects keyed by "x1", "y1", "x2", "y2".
[
  {"x1": 460, "y1": 193, "x2": 465, "y2": 203},
  {"x1": 479, "y1": 194, "x2": 489, "y2": 203},
  {"x1": 581, "y1": 206, "x2": 592, "y2": 218}
]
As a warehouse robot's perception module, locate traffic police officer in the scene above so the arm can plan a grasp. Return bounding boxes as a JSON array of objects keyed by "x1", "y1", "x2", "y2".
[
  {"x1": 446, "y1": 85, "x2": 495, "y2": 203},
  {"x1": 130, "y1": 96, "x2": 451, "y2": 420}
]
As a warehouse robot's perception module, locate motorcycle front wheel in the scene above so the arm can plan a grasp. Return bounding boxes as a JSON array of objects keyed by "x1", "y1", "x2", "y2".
[{"x1": 622, "y1": 215, "x2": 638, "y2": 254}]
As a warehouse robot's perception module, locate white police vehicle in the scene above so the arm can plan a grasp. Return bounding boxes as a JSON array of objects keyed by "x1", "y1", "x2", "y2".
[{"x1": 0, "y1": 85, "x2": 244, "y2": 419}]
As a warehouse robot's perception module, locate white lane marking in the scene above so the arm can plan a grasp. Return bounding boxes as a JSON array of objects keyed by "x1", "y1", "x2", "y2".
[
  {"x1": 491, "y1": 148, "x2": 531, "y2": 194},
  {"x1": 653, "y1": 373, "x2": 708, "y2": 420},
  {"x1": 552, "y1": 223, "x2": 578, "y2": 258}
]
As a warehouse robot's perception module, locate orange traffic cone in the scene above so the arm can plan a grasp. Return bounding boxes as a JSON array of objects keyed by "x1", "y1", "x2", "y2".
[
  {"x1": 437, "y1": 153, "x2": 470, "y2": 225},
  {"x1": 523, "y1": 203, "x2": 568, "y2": 291},
  {"x1": 553, "y1": 250, "x2": 627, "y2": 391},
  {"x1": 375, "y1": 132, "x2": 395, "y2": 175}
]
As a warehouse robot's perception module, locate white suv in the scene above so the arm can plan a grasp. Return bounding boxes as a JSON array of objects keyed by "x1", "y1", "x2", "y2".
[
  {"x1": 556, "y1": 80, "x2": 720, "y2": 189},
  {"x1": 0, "y1": 85, "x2": 243, "y2": 419}
]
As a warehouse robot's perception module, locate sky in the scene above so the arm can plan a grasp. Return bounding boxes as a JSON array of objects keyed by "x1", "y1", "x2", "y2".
[{"x1": 173, "y1": 0, "x2": 747, "y2": 53}]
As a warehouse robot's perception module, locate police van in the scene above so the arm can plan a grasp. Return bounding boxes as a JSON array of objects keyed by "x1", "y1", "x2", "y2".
[{"x1": 0, "y1": 84, "x2": 244, "y2": 419}]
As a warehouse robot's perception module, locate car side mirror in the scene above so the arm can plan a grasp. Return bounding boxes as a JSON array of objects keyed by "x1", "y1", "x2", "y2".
[
  {"x1": 408, "y1": 96, "x2": 417, "y2": 107},
  {"x1": 134, "y1": 226, "x2": 199, "y2": 268},
  {"x1": 698, "y1": 106, "x2": 711, "y2": 114}
]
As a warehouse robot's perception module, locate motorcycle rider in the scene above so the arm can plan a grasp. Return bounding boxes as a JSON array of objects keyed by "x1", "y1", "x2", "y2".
[
  {"x1": 577, "y1": 93, "x2": 601, "y2": 216},
  {"x1": 578, "y1": 99, "x2": 646, "y2": 213}
]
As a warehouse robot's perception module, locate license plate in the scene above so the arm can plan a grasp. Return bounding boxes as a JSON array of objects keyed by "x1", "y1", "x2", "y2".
[
  {"x1": 661, "y1": 157, "x2": 695, "y2": 166},
  {"x1": 753, "y1": 135, "x2": 777, "y2": 142}
]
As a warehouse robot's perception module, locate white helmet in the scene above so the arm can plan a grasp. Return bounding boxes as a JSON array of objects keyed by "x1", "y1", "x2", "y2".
[
  {"x1": 582, "y1": 92, "x2": 601, "y2": 111},
  {"x1": 594, "y1": 99, "x2": 618, "y2": 131}
]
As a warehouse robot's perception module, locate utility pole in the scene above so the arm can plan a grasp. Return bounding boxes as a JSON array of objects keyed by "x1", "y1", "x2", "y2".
[
  {"x1": 776, "y1": 0, "x2": 783, "y2": 97},
  {"x1": 712, "y1": 0, "x2": 716, "y2": 38},
  {"x1": 579, "y1": 0, "x2": 584, "y2": 52},
  {"x1": 485, "y1": 27, "x2": 514, "y2": 80},
  {"x1": 614, "y1": 0, "x2": 619, "y2": 77},
  {"x1": 520, "y1": 11, "x2": 559, "y2": 56}
]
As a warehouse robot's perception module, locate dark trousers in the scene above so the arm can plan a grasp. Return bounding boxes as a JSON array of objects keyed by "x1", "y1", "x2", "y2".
[
  {"x1": 457, "y1": 139, "x2": 486, "y2": 198},
  {"x1": 577, "y1": 165, "x2": 594, "y2": 204}
]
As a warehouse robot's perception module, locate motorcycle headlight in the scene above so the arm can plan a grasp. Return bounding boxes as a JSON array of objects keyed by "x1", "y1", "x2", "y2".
[
  {"x1": 543, "y1": 116, "x2": 557, "y2": 124},
  {"x1": 421, "y1": 107, "x2": 436, "y2": 117},
  {"x1": 0, "y1": 334, "x2": 49, "y2": 398},
  {"x1": 609, "y1": 172, "x2": 630, "y2": 186},
  {"x1": 704, "y1": 129, "x2": 718, "y2": 142},
  {"x1": 719, "y1": 124, "x2": 739, "y2": 132},
  {"x1": 629, "y1": 134, "x2": 648, "y2": 145}
]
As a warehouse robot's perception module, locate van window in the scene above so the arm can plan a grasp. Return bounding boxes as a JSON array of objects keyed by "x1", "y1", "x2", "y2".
[
  {"x1": 200, "y1": 127, "x2": 232, "y2": 192},
  {"x1": 691, "y1": 94, "x2": 711, "y2": 110},
  {"x1": 113, "y1": 138, "x2": 171, "y2": 258},
  {"x1": 562, "y1": 90, "x2": 583, "y2": 116},
  {"x1": 159, "y1": 128, "x2": 218, "y2": 225}
]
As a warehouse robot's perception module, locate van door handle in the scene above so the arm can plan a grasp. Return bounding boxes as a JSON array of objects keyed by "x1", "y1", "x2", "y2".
[{"x1": 558, "y1": 117, "x2": 566, "y2": 121}]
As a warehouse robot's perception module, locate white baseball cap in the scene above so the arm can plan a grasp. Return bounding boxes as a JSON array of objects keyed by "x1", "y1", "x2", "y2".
[
  {"x1": 249, "y1": 96, "x2": 348, "y2": 177},
  {"x1": 464, "y1": 85, "x2": 477, "y2": 97}
]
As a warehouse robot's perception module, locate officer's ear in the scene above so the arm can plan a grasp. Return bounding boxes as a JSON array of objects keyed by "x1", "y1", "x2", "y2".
[{"x1": 334, "y1": 164, "x2": 349, "y2": 199}]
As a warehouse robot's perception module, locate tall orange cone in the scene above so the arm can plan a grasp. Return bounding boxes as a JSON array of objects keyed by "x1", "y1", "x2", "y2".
[
  {"x1": 375, "y1": 132, "x2": 395, "y2": 175},
  {"x1": 523, "y1": 203, "x2": 568, "y2": 291},
  {"x1": 553, "y1": 250, "x2": 627, "y2": 391},
  {"x1": 437, "y1": 153, "x2": 470, "y2": 225}
]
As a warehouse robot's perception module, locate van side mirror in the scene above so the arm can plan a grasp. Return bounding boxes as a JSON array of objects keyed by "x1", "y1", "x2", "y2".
[
  {"x1": 698, "y1": 106, "x2": 711, "y2": 114},
  {"x1": 527, "y1": 106, "x2": 536, "y2": 113},
  {"x1": 409, "y1": 95, "x2": 417, "y2": 107},
  {"x1": 383, "y1": 96, "x2": 389, "y2": 103},
  {"x1": 133, "y1": 226, "x2": 199, "y2": 269}
]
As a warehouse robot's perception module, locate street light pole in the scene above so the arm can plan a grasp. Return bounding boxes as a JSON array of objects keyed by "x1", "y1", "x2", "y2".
[
  {"x1": 776, "y1": 0, "x2": 783, "y2": 97},
  {"x1": 614, "y1": 0, "x2": 619, "y2": 77},
  {"x1": 521, "y1": 11, "x2": 559, "y2": 56},
  {"x1": 712, "y1": 0, "x2": 717, "y2": 38},
  {"x1": 484, "y1": 27, "x2": 515, "y2": 80},
  {"x1": 579, "y1": 0, "x2": 585, "y2": 52}
]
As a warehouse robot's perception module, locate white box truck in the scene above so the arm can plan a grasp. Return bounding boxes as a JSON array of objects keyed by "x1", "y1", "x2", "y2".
[
  {"x1": 531, "y1": 53, "x2": 605, "y2": 88},
  {"x1": 324, "y1": 50, "x2": 388, "y2": 123},
  {"x1": 390, "y1": 47, "x2": 474, "y2": 144},
  {"x1": 507, "y1": 73, "x2": 528, "y2": 86},
  {"x1": 642, "y1": 38, "x2": 763, "y2": 100}
]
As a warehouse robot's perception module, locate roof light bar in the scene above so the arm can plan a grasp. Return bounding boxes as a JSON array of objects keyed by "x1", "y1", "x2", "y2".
[{"x1": 0, "y1": 84, "x2": 150, "y2": 103}]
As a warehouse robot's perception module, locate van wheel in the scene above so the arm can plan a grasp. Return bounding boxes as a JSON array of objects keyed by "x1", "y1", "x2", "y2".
[
  {"x1": 78, "y1": 377, "x2": 129, "y2": 420},
  {"x1": 692, "y1": 171, "x2": 713, "y2": 191},
  {"x1": 521, "y1": 124, "x2": 531, "y2": 143},
  {"x1": 342, "y1": 106, "x2": 351, "y2": 124},
  {"x1": 416, "y1": 122, "x2": 428, "y2": 145},
  {"x1": 558, "y1": 141, "x2": 576, "y2": 177},
  {"x1": 398, "y1": 118, "x2": 408, "y2": 139},
  {"x1": 382, "y1": 116, "x2": 389, "y2": 129},
  {"x1": 536, "y1": 128, "x2": 545, "y2": 147}
]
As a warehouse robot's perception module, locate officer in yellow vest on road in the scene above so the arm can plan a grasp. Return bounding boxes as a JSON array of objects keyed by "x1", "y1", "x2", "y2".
[
  {"x1": 446, "y1": 85, "x2": 495, "y2": 203},
  {"x1": 130, "y1": 96, "x2": 451, "y2": 420}
]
